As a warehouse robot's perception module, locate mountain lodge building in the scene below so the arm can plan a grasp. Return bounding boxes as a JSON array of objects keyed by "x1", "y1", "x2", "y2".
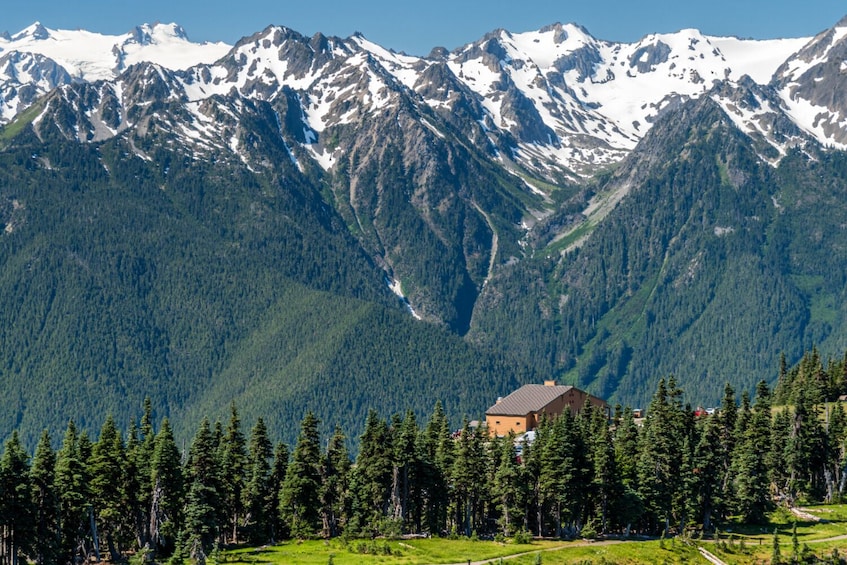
[{"x1": 485, "y1": 381, "x2": 608, "y2": 436}]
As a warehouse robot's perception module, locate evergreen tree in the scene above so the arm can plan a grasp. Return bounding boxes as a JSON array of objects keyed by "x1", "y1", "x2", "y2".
[
  {"x1": 0, "y1": 431, "x2": 34, "y2": 565},
  {"x1": 54, "y1": 421, "x2": 91, "y2": 564},
  {"x1": 538, "y1": 413, "x2": 583, "y2": 537},
  {"x1": 320, "y1": 425, "x2": 350, "y2": 539},
  {"x1": 589, "y1": 406, "x2": 619, "y2": 534},
  {"x1": 279, "y1": 412, "x2": 322, "y2": 538},
  {"x1": 150, "y1": 418, "x2": 184, "y2": 556},
  {"x1": 826, "y1": 402, "x2": 847, "y2": 501},
  {"x1": 242, "y1": 417, "x2": 274, "y2": 544},
  {"x1": 90, "y1": 414, "x2": 130, "y2": 560},
  {"x1": 637, "y1": 378, "x2": 686, "y2": 534},
  {"x1": 492, "y1": 434, "x2": 523, "y2": 536},
  {"x1": 716, "y1": 383, "x2": 738, "y2": 519},
  {"x1": 786, "y1": 387, "x2": 826, "y2": 500},
  {"x1": 349, "y1": 410, "x2": 393, "y2": 537},
  {"x1": 268, "y1": 442, "x2": 289, "y2": 541},
  {"x1": 29, "y1": 430, "x2": 59, "y2": 565},
  {"x1": 693, "y1": 414, "x2": 723, "y2": 532},
  {"x1": 450, "y1": 419, "x2": 488, "y2": 537},
  {"x1": 183, "y1": 418, "x2": 223, "y2": 559},
  {"x1": 772, "y1": 528, "x2": 782, "y2": 565},
  {"x1": 133, "y1": 397, "x2": 157, "y2": 547},
  {"x1": 420, "y1": 401, "x2": 451, "y2": 535},
  {"x1": 615, "y1": 406, "x2": 638, "y2": 489},
  {"x1": 220, "y1": 402, "x2": 247, "y2": 543},
  {"x1": 392, "y1": 410, "x2": 420, "y2": 532},
  {"x1": 769, "y1": 409, "x2": 792, "y2": 499},
  {"x1": 612, "y1": 407, "x2": 642, "y2": 535},
  {"x1": 733, "y1": 381, "x2": 773, "y2": 523}
]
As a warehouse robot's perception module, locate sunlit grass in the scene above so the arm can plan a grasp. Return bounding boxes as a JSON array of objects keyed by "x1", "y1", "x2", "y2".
[
  {"x1": 224, "y1": 538, "x2": 564, "y2": 565},
  {"x1": 221, "y1": 507, "x2": 847, "y2": 565}
]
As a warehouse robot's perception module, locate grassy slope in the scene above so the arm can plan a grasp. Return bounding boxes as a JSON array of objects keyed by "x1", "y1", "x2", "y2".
[{"x1": 221, "y1": 505, "x2": 847, "y2": 564}]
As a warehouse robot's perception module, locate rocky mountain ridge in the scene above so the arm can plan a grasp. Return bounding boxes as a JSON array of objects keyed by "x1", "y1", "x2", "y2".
[{"x1": 3, "y1": 18, "x2": 845, "y2": 178}]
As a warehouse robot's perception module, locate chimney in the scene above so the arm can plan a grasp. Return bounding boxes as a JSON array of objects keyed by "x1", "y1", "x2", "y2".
[
  {"x1": 544, "y1": 380, "x2": 556, "y2": 387},
  {"x1": 496, "y1": 397, "x2": 503, "y2": 404}
]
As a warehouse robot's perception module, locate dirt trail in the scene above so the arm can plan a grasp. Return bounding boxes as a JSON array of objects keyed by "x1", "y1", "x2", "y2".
[{"x1": 443, "y1": 539, "x2": 626, "y2": 565}]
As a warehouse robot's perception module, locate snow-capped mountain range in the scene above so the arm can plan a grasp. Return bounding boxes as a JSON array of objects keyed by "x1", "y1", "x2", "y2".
[{"x1": 2, "y1": 17, "x2": 847, "y2": 178}]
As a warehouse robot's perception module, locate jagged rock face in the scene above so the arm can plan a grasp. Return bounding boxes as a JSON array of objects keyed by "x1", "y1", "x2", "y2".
[
  {"x1": 0, "y1": 52, "x2": 72, "y2": 122},
  {"x1": 0, "y1": 17, "x2": 831, "y2": 180},
  {"x1": 774, "y1": 19, "x2": 847, "y2": 147},
  {"x1": 7, "y1": 15, "x2": 847, "y2": 331}
]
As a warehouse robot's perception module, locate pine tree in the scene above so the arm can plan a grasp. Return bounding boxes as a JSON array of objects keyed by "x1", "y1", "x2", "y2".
[
  {"x1": 589, "y1": 406, "x2": 619, "y2": 534},
  {"x1": 350, "y1": 410, "x2": 393, "y2": 537},
  {"x1": 54, "y1": 421, "x2": 91, "y2": 564},
  {"x1": 613, "y1": 407, "x2": 642, "y2": 535},
  {"x1": 826, "y1": 402, "x2": 847, "y2": 501},
  {"x1": 321, "y1": 425, "x2": 351, "y2": 538},
  {"x1": 694, "y1": 414, "x2": 722, "y2": 532},
  {"x1": 242, "y1": 417, "x2": 274, "y2": 544},
  {"x1": 448, "y1": 420, "x2": 489, "y2": 537},
  {"x1": 29, "y1": 430, "x2": 59, "y2": 565},
  {"x1": 420, "y1": 401, "x2": 451, "y2": 536},
  {"x1": 786, "y1": 387, "x2": 826, "y2": 500},
  {"x1": 90, "y1": 414, "x2": 130, "y2": 560},
  {"x1": 150, "y1": 418, "x2": 184, "y2": 556},
  {"x1": 279, "y1": 412, "x2": 323, "y2": 538},
  {"x1": 537, "y1": 413, "x2": 577, "y2": 538},
  {"x1": 771, "y1": 528, "x2": 782, "y2": 565},
  {"x1": 268, "y1": 442, "x2": 289, "y2": 541},
  {"x1": 133, "y1": 397, "x2": 157, "y2": 547},
  {"x1": 716, "y1": 383, "x2": 738, "y2": 520},
  {"x1": 733, "y1": 381, "x2": 773, "y2": 523},
  {"x1": 220, "y1": 402, "x2": 247, "y2": 543},
  {"x1": 769, "y1": 409, "x2": 791, "y2": 499},
  {"x1": 183, "y1": 418, "x2": 223, "y2": 558},
  {"x1": 0, "y1": 431, "x2": 34, "y2": 565},
  {"x1": 492, "y1": 434, "x2": 523, "y2": 536},
  {"x1": 392, "y1": 410, "x2": 420, "y2": 532}
]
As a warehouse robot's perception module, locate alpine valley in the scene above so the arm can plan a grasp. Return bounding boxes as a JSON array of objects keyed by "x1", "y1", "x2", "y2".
[{"x1": 3, "y1": 15, "x2": 847, "y2": 447}]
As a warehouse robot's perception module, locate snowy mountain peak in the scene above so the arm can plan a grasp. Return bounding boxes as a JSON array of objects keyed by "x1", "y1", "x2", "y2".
[
  {"x1": 129, "y1": 23, "x2": 190, "y2": 46},
  {"x1": 11, "y1": 22, "x2": 50, "y2": 42},
  {"x1": 6, "y1": 16, "x2": 847, "y2": 180}
]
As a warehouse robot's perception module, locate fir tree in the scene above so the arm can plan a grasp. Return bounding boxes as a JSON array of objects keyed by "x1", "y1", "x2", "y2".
[
  {"x1": 492, "y1": 434, "x2": 523, "y2": 536},
  {"x1": 220, "y1": 402, "x2": 247, "y2": 543},
  {"x1": 589, "y1": 406, "x2": 619, "y2": 534},
  {"x1": 90, "y1": 414, "x2": 129, "y2": 560},
  {"x1": 29, "y1": 430, "x2": 59, "y2": 565},
  {"x1": 0, "y1": 431, "x2": 34, "y2": 565},
  {"x1": 279, "y1": 412, "x2": 323, "y2": 538},
  {"x1": 321, "y1": 425, "x2": 351, "y2": 539},
  {"x1": 268, "y1": 442, "x2": 289, "y2": 541},
  {"x1": 694, "y1": 414, "x2": 723, "y2": 532},
  {"x1": 733, "y1": 381, "x2": 772, "y2": 523},
  {"x1": 420, "y1": 401, "x2": 451, "y2": 536},
  {"x1": 350, "y1": 410, "x2": 393, "y2": 537},
  {"x1": 183, "y1": 418, "x2": 223, "y2": 557},
  {"x1": 150, "y1": 418, "x2": 184, "y2": 556},
  {"x1": 392, "y1": 410, "x2": 420, "y2": 531},
  {"x1": 242, "y1": 417, "x2": 274, "y2": 544},
  {"x1": 54, "y1": 421, "x2": 91, "y2": 564}
]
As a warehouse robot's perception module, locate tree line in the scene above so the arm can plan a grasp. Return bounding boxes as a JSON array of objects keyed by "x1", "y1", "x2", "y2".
[{"x1": 2, "y1": 353, "x2": 847, "y2": 564}]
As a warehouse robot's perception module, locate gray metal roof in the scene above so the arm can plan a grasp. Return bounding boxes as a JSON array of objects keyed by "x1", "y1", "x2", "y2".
[{"x1": 485, "y1": 384, "x2": 575, "y2": 416}]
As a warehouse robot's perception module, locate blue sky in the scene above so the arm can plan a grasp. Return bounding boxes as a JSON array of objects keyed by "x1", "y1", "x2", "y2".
[{"x1": 5, "y1": 0, "x2": 846, "y2": 55}]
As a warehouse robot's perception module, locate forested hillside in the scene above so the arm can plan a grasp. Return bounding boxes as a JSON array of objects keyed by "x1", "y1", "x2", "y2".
[
  {"x1": 1, "y1": 348, "x2": 845, "y2": 564},
  {"x1": 4, "y1": 15, "x2": 847, "y2": 451},
  {"x1": 470, "y1": 97, "x2": 847, "y2": 409},
  {"x1": 0, "y1": 127, "x2": 534, "y2": 449}
]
